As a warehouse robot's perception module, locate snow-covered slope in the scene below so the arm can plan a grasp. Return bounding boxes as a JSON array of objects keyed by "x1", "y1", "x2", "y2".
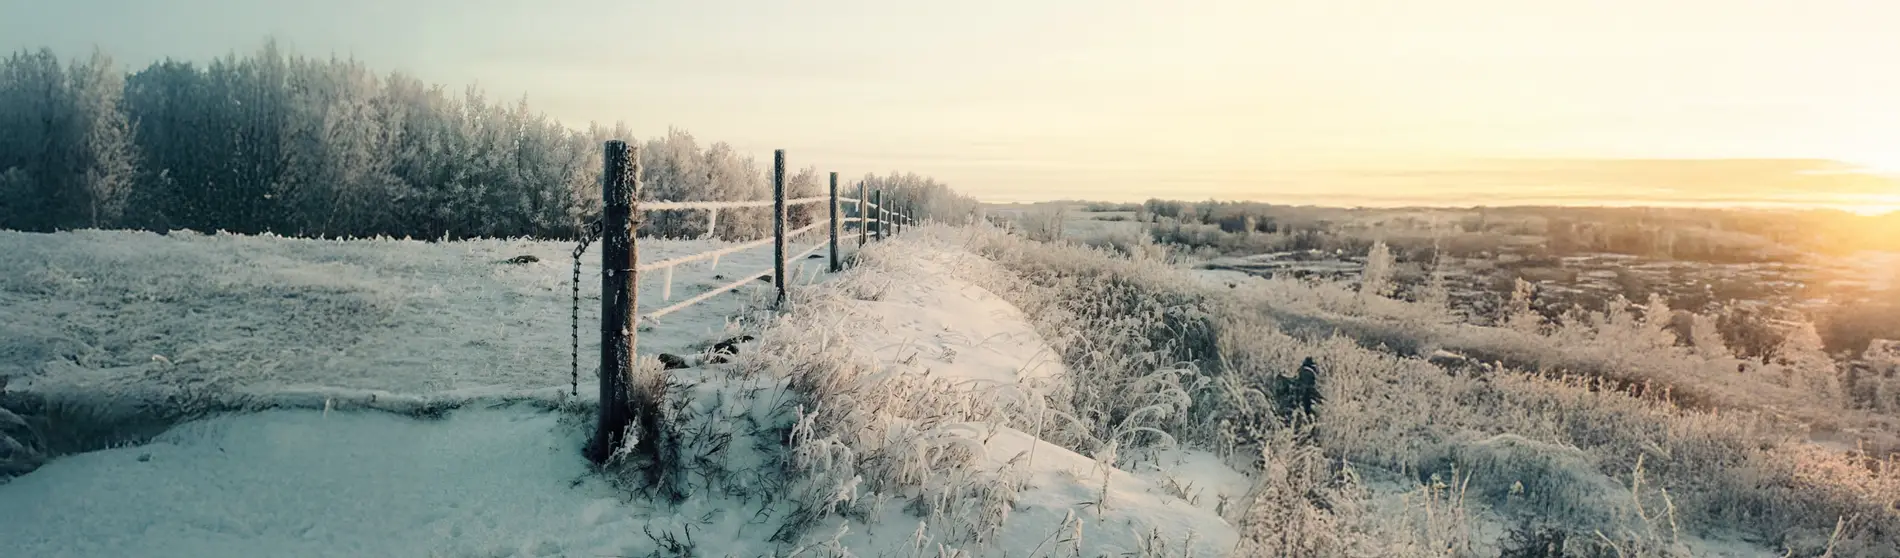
[{"x1": 0, "y1": 228, "x2": 1251, "y2": 557}]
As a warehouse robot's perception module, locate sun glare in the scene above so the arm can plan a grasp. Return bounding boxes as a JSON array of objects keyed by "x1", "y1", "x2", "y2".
[{"x1": 1850, "y1": 154, "x2": 1900, "y2": 175}]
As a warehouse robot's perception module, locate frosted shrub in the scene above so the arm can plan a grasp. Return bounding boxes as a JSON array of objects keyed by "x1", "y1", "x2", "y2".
[
  {"x1": 1017, "y1": 205, "x2": 1068, "y2": 242},
  {"x1": 1502, "y1": 278, "x2": 1542, "y2": 334},
  {"x1": 1769, "y1": 321, "x2": 1844, "y2": 404},
  {"x1": 1230, "y1": 431, "x2": 1353, "y2": 556},
  {"x1": 1079, "y1": 225, "x2": 1172, "y2": 263},
  {"x1": 1685, "y1": 312, "x2": 1731, "y2": 359},
  {"x1": 1413, "y1": 255, "x2": 1457, "y2": 327},
  {"x1": 1360, "y1": 240, "x2": 1395, "y2": 300}
]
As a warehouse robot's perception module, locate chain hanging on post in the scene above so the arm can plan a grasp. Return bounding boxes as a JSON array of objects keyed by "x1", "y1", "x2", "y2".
[{"x1": 570, "y1": 218, "x2": 603, "y2": 398}]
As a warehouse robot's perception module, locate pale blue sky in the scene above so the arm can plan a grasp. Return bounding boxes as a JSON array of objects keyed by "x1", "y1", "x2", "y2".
[{"x1": 5, "y1": 0, "x2": 1896, "y2": 202}]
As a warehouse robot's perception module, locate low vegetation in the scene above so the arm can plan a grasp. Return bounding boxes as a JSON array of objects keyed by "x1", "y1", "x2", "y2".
[{"x1": 966, "y1": 214, "x2": 1899, "y2": 556}]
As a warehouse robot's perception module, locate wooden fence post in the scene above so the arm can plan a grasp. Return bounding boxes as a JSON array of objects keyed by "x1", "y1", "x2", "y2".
[
  {"x1": 587, "y1": 139, "x2": 639, "y2": 465},
  {"x1": 828, "y1": 172, "x2": 841, "y2": 272},
  {"x1": 873, "y1": 189, "x2": 884, "y2": 242},
  {"x1": 857, "y1": 182, "x2": 867, "y2": 247},
  {"x1": 772, "y1": 149, "x2": 787, "y2": 306}
]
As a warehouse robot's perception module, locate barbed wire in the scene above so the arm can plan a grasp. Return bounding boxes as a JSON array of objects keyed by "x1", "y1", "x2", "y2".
[
  {"x1": 566, "y1": 197, "x2": 913, "y2": 397},
  {"x1": 571, "y1": 219, "x2": 603, "y2": 398}
]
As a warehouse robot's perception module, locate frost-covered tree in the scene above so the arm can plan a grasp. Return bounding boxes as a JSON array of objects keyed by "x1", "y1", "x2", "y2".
[
  {"x1": 1686, "y1": 312, "x2": 1731, "y2": 359},
  {"x1": 705, "y1": 142, "x2": 769, "y2": 240},
  {"x1": 1502, "y1": 278, "x2": 1542, "y2": 334},
  {"x1": 785, "y1": 165, "x2": 821, "y2": 228},
  {"x1": 860, "y1": 171, "x2": 980, "y2": 225},
  {"x1": 1360, "y1": 240, "x2": 1394, "y2": 299},
  {"x1": 0, "y1": 40, "x2": 974, "y2": 240},
  {"x1": 1774, "y1": 321, "x2": 1842, "y2": 403},
  {"x1": 0, "y1": 49, "x2": 84, "y2": 231},
  {"x1": 640, "y1": 128, "x2": 706, "y2": 237},
  {"x1": 69, "y1": 49, "x2": 139, "y2": 227},
  {"x1": 278, "y1": 55, "x2": 400, "y2": 236},
  {"x1": 0, "y1": 48, "x2": 142, "y2": 230}
]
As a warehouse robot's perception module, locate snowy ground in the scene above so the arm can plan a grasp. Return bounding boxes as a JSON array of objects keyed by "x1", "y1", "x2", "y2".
[
  {"x1": 0, "y1": 228, "x2": 837, "y2": 400},
  {"x1": 1, "y1": 228, "x2": 1253, "y2": 557},
  {"x1": 2, "y1": 406, "x2": 626, "y2": 557}
]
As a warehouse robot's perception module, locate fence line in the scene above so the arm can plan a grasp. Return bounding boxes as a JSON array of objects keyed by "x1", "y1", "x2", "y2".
[
  {"x1": 644, "y1": 241, "x2": 827, "y2": 320},
  {"x1": 641, "y1": 196, "x2": 829, "y2": 211},
  {"x1": 584, "y1": 141, "x2": 913, "y2": 464},
  {"x1": 637, "y1": 220, "x2": 827, "y2": 275}
]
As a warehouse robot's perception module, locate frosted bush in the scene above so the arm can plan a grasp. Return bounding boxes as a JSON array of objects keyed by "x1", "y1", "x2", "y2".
[
  {"x1": 1015, "y1": 205, "x2": 1068, "y2": 243},
  {"x1": 1360, "y1": 240, "x2": 1395, "y2": 300}
]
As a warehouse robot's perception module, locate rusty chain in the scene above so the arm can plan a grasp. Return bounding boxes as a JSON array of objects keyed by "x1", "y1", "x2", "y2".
[{"x1": 570, "y1": 218, "x2": 603, "y2": 398}]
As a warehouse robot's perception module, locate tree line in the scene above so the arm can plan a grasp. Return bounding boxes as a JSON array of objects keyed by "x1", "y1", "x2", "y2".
[{"x1": 0, "y1": 41, "x2": 979, "y2": 241}]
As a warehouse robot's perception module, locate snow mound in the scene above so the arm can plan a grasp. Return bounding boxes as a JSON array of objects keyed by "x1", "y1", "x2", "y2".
[{"x1": 838, "y1": 250, "x2": 1065, "y2": 388}]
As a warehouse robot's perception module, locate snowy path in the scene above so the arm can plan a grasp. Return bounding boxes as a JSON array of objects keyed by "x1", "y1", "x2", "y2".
[{"x1": 774, "y1": 239, "x2": 1249, "y2": 556}]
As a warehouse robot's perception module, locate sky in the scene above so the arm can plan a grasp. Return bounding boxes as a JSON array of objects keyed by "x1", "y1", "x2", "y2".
[{"x1": 4, "y1": 0, "x2": 1897, "y2": 204}]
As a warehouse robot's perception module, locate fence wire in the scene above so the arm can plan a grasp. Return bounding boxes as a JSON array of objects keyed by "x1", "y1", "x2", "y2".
[{"x1": 567, "y1": 193, "x2": 910, "y2": 394}]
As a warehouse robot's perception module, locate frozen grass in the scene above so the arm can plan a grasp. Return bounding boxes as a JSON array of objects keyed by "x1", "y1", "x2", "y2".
[
  {"x1": 946, "y1": 223, "x2": 1897, "y2": 557},
  {"x1": 7, "y1": 224, "x2": 1897, "y2": 556},
  {"x1": 706, "y1": 235, "x2": 1244, "y2": 556}
]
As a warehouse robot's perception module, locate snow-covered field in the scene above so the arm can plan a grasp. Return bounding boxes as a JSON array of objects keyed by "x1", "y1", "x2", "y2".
[
  {"x1": 0, "y1": 228, "x2": 833, "y2": 399},
  {"x1": 10, "y1": 222, "x2": 1893, "y2": 557},
  {"x1": 1, "y1": 227, "x2": 1251, "y2": 557}
]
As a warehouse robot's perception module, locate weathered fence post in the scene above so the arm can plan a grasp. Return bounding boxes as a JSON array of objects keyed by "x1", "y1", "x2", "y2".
[
  {"x1": 873, "y1": 189, "x2": 884, "y2": 242},
  {"x1": 857, "y1": 182, "x2": 868, "y2": 247},
  {"x1": 828, "y1": 172, "x2": 841, "y2": 272},
  {"x1": 587, "y1": 139, "x2": 639, "y2": 465},
  {"x1": 772, "y1": 149, "x2": 787, "y2": 306}
]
